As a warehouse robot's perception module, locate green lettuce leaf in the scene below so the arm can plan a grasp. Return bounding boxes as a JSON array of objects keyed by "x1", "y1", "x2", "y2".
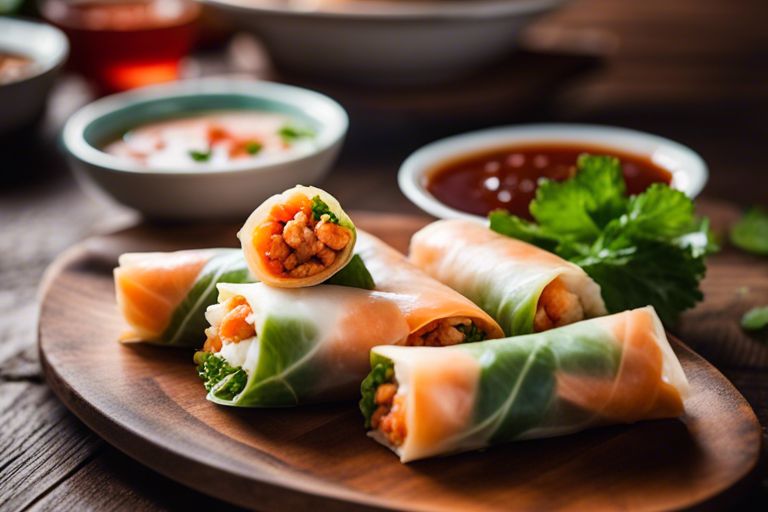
[
  {"x1": 326, "y1": 254, "x2": 375, "y2": 290},
  {"x1": 359, "y1": 357, "x2": 395, "y2": 428},
  {"x1": 194, "y1": 351, "x2": 247, "y2": 400},
  {"x1": 731, "y1": 208, "x2": 768, "y2": 256}
]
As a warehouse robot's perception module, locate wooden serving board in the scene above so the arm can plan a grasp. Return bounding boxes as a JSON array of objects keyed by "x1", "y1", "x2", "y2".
[{"x1": 39, "y1": 212, "x2": 761, "y2": 511}]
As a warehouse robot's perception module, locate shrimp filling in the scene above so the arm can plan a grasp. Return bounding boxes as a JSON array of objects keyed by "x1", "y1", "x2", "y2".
[
  {"x1": 203, "y1": 295, "x2": 256, "y2": 354},
  {"x1": 255, "y1": 194, "x2": 352, "y2": 279},
  {"x1": 407, "y1": 317, "x2": 485, "y2": 346},
  {"x1": 370, "y1": 380, "x2": 407, "y2": 447},
  {"x1": 534, "y1": 278, "x2": 585, "y2": 332}
]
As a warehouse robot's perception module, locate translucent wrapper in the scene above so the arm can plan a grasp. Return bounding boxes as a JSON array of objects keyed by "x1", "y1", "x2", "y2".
[
  {"x1": 238, "y1": 185, "x2": 357, "y2": 288},
  {"x1": 410, "y1": 219, "x2": 607, "y2": 336},
  {"x1": 114, "y1": 249, "x2": 252, "y2": 346},
  {"x1": 355, "y1": 232, "x2": 504, "y2": 342},
  {"x1": 364, "y1": 307, "x2": 688, "y2": 462},
  {"x1": 201, "y1": 283, "x2": 410, "y2": 406}
]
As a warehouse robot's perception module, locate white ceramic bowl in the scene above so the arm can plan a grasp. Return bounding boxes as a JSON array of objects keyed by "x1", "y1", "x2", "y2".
[
  {"x1": 0, "y1": 17, "x2": 68, "y2": 135},
  {"x1": 62, "y1": 79, "x2": 348, "y2": 220},
  {"x1": 204, "y1": 0, "x2": 566, "y2": 85},
  {"x1": 399, "y1": 123, "x2": 709, "y2": 221}
]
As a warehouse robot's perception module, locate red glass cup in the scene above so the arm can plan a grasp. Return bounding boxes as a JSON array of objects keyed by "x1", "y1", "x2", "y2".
[{"x1": 40, "y1": 0, "x2": 200, "y2": 93}]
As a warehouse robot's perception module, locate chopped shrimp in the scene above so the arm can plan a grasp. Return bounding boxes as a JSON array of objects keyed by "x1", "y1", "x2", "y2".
[
  {"x1": 377, "y1": 394, "x2": 407, "y2": 446},
  {"x1": 203, "y1": 326, "x2": 222, "y2": 353},
  {"x1": 218, "y1": 297, "x2": 255, "y2": 344},
  {"x1": 534, "y1": 278, "x2": 584, "y2": 332},
  {"x1": 256, "y1": 203, "x2": 352, "y2": 279},
  {"x1": 315, "y1": 221, "x2": 351, "y2": 251},
  {"x1": 408, "y1": 317, "x2": 474, "y2": 346}
]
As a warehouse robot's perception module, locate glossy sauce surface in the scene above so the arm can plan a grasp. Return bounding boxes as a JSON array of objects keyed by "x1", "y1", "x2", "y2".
[{"x1": 426, "y1": 144, "x2": 673, "y2": 218}]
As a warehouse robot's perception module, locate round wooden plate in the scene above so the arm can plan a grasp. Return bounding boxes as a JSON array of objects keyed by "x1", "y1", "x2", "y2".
[{"x1": 39, "y1": 213, "x2": 761, "y2": 511}]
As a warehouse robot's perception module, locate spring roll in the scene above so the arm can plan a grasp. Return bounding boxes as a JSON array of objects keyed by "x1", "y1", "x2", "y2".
[
  {"x1": 410, "y1": 219, "x2": 607, "y2": 336},
  {"x1": 361, "y1": 306, "x2": 688, "y2": 462},
  {"x1": 238, "y1": 185, "x2": 356, "y2": 287},
  {"x1": 114, "y1": 249, "x2": 253, "y2": 345},
  {"x1": 197, "y1": 282, "x2": 410, "y2": 406},
  {"x1": 356, "y1": 231, "x2": 504, "y2": 346}
]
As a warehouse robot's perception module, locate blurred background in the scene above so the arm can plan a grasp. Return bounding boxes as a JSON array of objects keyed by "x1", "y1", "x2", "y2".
[{"x1": 1, "y1": 0, "x2": 766, "y2": 509}]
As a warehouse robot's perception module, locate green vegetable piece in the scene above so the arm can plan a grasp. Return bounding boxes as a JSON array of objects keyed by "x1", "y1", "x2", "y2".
[
  {"x1": 245, "y1": 140, "x2": 263, "y2": 155},
  {"x1": 189, "y1": 149, "x2": 212, "y2": 162},
  {"x1": 311, "y1": 195, "x2": 340, "y2": 224},
  {"x1": 489, "y1": 153, "x2": 715, "y2": 325},
  {"x1": 530, "y1": 155, "x2": 626, "y2": 241},
  {"x1": 731, "y1": 208, "x2": 768, "y2": 256},
  {"x1": 194, "y1": 351, "x2": 247, "y2": 400},
  {"x1": 457, "y1": 323, "x2": 487, "y2": 343},
  {"x1": 326, "y1": 254, "x2": 375, "y2": 290},
  {"x1": 359, "y1": 358, "x2": 394, "y2": 428},
  {"x1": 741, "y1": 306, "x2": 768, "y2": 331},
  {"x1": 278, "y1": 125, "x2": 315, "y2": 143}
]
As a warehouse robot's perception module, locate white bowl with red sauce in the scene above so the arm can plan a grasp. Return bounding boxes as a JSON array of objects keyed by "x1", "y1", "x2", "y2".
[
  {"x1": 62, "y1": 78, "x2": 348, "y2": 220},
  {"x1": 398, "y1": 124, "x2": 708, "y2": 221}
]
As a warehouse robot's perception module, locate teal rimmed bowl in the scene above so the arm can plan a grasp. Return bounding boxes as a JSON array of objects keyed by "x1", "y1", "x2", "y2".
[{"x1": 62, "y1": 79, "x2": 348, "y2": 220}]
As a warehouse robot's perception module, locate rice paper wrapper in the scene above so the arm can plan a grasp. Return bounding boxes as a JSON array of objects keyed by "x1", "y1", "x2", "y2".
[
  {"x1": 114, "y1": 249, "x2": 253, "y2": 346},
  {"x1": 368, "y1": 306, "x2": 688, "y2": 462},
  {"x1": 409, "y1": 219, "x2": 607, "y2": 336},
  {"x1": 238, "y1": 185, "x2": 357, "y2": 288}
]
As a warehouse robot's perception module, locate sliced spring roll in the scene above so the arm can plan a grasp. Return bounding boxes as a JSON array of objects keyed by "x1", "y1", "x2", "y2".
[
  {"x1": 356, "y1": 231, "x2": 504, "y2": 345},
  {"x1": 410, "y1": 219, "x2": 607, "y2": 336},
  {"x1": 238, "y1": 185, "x2": 356, "y2": 287},
  {"x1": 361, "y1": 306, "x2": 688, "y2": 462},
  {"x1": 114, "y1": 249, "x2": 252, "y2": 345},
  {"x1": 197, "y1": 282, "x2": 410, "y2": 406}
]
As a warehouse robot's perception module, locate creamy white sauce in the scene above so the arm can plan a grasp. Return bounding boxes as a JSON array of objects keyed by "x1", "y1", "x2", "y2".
[{"x1": 103, "y1": 110, "x2": 316, "y2": 171}]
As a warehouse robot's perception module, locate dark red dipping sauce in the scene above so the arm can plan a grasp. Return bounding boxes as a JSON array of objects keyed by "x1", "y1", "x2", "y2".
[{"x1": 426, "y1": 144, "x2": 673, "y2": 218}]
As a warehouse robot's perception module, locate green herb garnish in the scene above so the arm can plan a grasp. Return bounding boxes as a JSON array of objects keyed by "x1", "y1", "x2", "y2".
[
  {"x1": 189, "y1": 149, "x2": 212, "y2": 162},
  {"x1": 457, "y1": 323, "x2": 486, "y2": 343},
  {"x1": 245, "y1": 140, "x2": 263, "y2": 155},
  {"x1": 278, "y1": 124, "x2": 315, "y2": 143},
  {"x1": 311, "y1": 195, "x2": 340, "y2": 224},
  {"x1": 359, "y1": 360, "x2": 394, "y2": 428},
  {"x1": 194, "y1": 351, "x2": 247, "y2": 400},
  {"x1": 741, "y1": 306, "x2": 768, "y2": 331},
  {"x1": 731, "y1": 207, "x2": 768, "y2": 256},
  {"x1": 490, "y1": 154, "x2": 716, "y2": 325}
]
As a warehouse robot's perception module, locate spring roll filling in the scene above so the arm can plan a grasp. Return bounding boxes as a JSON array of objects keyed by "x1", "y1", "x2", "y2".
[
  {"x1": 407, "y1": 317, "x2": 486, "y2": 346},
  {"x1": 534, "y1": 278, "x2": 585, "y2": 332},
  {"x1": 370, "y1": 379, "x2": 407, "y2": 447},
  {"x1": 254, "y1": 193, "x2": 352, "y2": 279}
]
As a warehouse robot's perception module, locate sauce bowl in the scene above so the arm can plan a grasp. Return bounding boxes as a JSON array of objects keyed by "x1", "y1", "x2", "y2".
[
  {"x1": 398, "y1": 124, "x2": 709, "y2": 221},
  {"x1": 62, "y1": 79, "x2": 348, "y2": 220}
]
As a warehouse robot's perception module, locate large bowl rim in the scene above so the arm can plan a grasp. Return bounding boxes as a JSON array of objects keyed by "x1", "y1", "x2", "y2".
[
  {"x1": 398, "y1": 123, "x2": 710, "y2": 222},
  {"x1": 203, "y1": 0, "x2": 566, "y2": 20},
  {"x1": 62, "y1": 78, "x2": 349, "y2": 177},
  {"x1": 0, "y1": 16, "x2": 69, "y2": 87}
]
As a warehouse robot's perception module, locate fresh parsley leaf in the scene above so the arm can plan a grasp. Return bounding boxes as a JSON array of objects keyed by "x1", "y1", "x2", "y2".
[
  {"x1": 490, "y1": 153, "x2": 715, "y2": 325},
  {"x1": 741, "y1": 306, "x2": 768, "y2": 331},
  {"x1": 574, "y1": 240, "x2": 705, "y2": 326},
  {"x1": 188, "y1": 149, "x2": 212, "y2": 162},
  {"x1": 194, "y1": 351, "x2": 247, "y2": 400},
  {"x1": 530, "y1": 155, "x2": 627, "y2": 241},
  {"x1": 457, "y1": 323, "x2": 487, "y2": 343},
  {"x1": 359, "y1": 361, "x2": 394, "y2": 428},
  {"x1": 731, "y1": 207, "x2": 768, "y2": 255},
  {"x1": 278, "y1": 125, "x2": 315, "y2": 143},
  {"x1": 245, "y1": 140, "x2": 263, "y2": 155},
  {"x1": 311, "y1": 195, "x2": 339, "y2": 223}
]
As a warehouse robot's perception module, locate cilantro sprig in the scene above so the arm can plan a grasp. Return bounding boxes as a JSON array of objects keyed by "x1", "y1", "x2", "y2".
[
  {"x1": 194, "y1": 351, "x2": 247, "y2": 400},
  {"x1": 731, "y1": 207, "x2": 768, "y2": 256},
  {"x1": 311, "y1": 195, "x2": 340, "y2": 224},
  {"x1": 490, "y1": 154, "x2": 716, "y2": 325}
]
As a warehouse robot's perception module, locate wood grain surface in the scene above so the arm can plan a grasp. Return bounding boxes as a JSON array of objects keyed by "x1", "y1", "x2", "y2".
[{"x1": 38, "y1": 213, "x2": 761, "y2": 511}]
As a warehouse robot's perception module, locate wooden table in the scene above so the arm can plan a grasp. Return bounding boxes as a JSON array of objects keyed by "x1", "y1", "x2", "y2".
[{"x1": 1, "y1": 0, "x2": 766, "y2": 509}]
